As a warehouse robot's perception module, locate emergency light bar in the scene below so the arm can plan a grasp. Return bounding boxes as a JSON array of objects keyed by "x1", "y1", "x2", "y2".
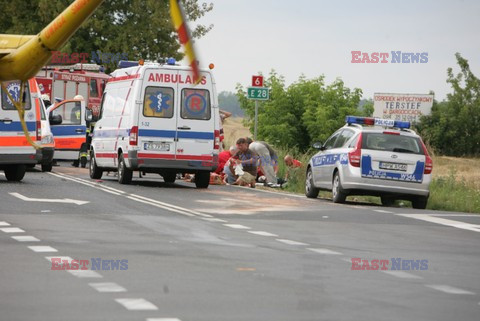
[
  {"x1": 118, "y1": 60, "x2": 139, "y2": 69},
  {"x1": 345, "y1": 116, "x2": 410, "y2": 129}
]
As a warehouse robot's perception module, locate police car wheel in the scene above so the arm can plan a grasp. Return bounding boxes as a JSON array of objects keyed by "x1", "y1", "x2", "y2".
[
  {"x1": 412, "y1": 196, "x2": 428, "y2": 209},
  {"x1": 89, "y1": 153, "x2": 103, "y2": 179},
  {"x1": 195, "y1": 171, "x2": 210, "y2": 188},
  {"x1": 332, "y1": 171, "x2": 347, "y2": 203},
  {"x1": 41, "y1": 163, "x2": 53, "y2": 172},
  {"x1": 4, "y1": 165, "x2": 26, "y2": 182},
  {"x1": 162, "y1": 171, "x2": 176, "y2": 184},
  {"x1": 118, "y1": 154, "x2": 132, "y2": 184},
  {"x1": 305, "y1": 167, "x2": 319, "y2": 198}
]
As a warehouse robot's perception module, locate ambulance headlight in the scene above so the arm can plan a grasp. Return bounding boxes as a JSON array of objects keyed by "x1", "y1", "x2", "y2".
[{"x1": 41, "y1": 135, "x2": 54, "y2": 144}]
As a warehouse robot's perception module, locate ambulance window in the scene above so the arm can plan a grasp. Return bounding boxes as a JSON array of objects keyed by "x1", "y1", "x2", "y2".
[
  {"x1": 181, "y1": 89, "x2": 211, "y2": 120},
  {"x1": 143, "y1": 87, "x2": 174, "y2": 118},
  {"x1": 1, "y1": 81, "x2": 31, "y2": 110},
  {"x1": 90, "y1": 79, "x2": 99, "y2": 97},
  {"x1": 39, "y1": 99, "x2": 47, "y2": 120},
  {"x1": 50, "y1": 102, "x2": 82, "y2": 125}
]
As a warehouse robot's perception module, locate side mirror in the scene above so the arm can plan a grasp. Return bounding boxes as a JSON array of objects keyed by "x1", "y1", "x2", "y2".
[
  {"x1": 312, "y1": 142, "x2": 324, "y2": 150},
  {"x1": 86, "y1": 109, "x2": 93, "y2": 122},
  {"x1": 49, "y1": 114, "x2": 62, "y2": 125}
]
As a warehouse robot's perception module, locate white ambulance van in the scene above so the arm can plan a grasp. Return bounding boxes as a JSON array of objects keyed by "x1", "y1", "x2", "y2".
[
  {"x1": 1, "y1": 79, "x2": 55, "y2": 181},
  {"x1": 90, "y1": 60, "x2": 220, "y2": 188}
]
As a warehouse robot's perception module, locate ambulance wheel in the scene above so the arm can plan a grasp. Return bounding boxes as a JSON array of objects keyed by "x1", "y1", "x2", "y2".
[
  {"x1": 195, "y1": 171, "x2": 210, "y2": 188},
  {"x1": 412, "y1": 196, "x2": 428, "y2": 209},
  {"x1": 41, "y1": 163, "x2": 53, "y2": 172},
  {"x1": 305, "y1": 167, "x2": 319, "y2": 198},
  {"x1": 4, "y1": 165, "x2": 26, "y2": 182},
  {"x1": 89, "y1": 153, "x2": 103, "y2": 179},
  {"x1": 118, "y1": 154, "x2": 132, "y2": 184},
  {"x1": 80, "y1": 157, "x2": 87, "y2": 168},
  {"x1": 162, "y1": 171, "x2": 176, "y2": 183},
  {"x1": 332, "y1": 171, "x2": 347, "y2": 203}
]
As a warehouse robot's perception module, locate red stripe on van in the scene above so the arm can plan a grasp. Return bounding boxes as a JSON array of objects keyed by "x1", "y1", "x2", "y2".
[
  {"x1": 108, "y1": 74, "x2": 140, "y2": 83},
  {"x1": 177, "y1": 155, "x2": 213, "y2": 161},
  {"x1": 138, "y1": 153, "x2": 175, "y2": 159}
]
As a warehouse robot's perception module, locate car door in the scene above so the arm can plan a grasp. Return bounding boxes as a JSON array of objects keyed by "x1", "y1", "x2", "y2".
[
  {"x1": 136, "y1": 69, "x2": 177, "y2": 161},
  {"x1": 175, "y1": 71, "x2": 215, "y2": 164},
  {"x1": 48, "y1": 99, "x2": 86, "y2": 159},
  {"x1": 311, "y1": 131, "x2": 341, "y2": 188}
]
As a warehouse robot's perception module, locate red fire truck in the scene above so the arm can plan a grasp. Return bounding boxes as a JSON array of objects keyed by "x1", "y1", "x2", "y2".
[{"x1": 35, "y1": 64, "x2": 110, "y2": 117}]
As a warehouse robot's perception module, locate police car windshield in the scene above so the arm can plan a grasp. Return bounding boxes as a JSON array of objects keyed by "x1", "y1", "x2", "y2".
[{"x1": 362, "y1": 133, "x2": 423, "y2": 155}]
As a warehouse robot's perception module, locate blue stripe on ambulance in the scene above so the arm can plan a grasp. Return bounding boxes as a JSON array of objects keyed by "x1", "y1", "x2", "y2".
[
  {"x1": 138, "y1": 129, "x2": 214, "y2": 140},
  {"x1": 51, "y1": 125, "x2": 85, "y2": 136},
  {"x1": 361, "y1": 155, "x2": 424, "y2": 183},
  {"x1": 312, "y1": 153, "x2": 348, "y2": 167},
  {"x1": 0, "y1": 121, "x2": 36, "y2": 131}
]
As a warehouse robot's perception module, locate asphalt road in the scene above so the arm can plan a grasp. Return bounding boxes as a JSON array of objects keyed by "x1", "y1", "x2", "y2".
[{"x1": 1, "y1": 162, "x2": 480, "y2": 321}]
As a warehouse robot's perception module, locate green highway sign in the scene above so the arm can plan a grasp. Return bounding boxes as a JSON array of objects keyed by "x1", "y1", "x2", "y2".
[{"x1": 247, "y1": 87, "x2": 269, "y2": 100}]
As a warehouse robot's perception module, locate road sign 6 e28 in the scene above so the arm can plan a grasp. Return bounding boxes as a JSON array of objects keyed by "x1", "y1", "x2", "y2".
[
  {"x1": 247, "y1": 87, "x2": 269, "y2": 100},
  {"x1": 252, "y1": 75, "x2": 264, "y2": 87}
]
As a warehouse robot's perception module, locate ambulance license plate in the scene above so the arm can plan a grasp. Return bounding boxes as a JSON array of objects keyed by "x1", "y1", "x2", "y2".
[
  {"x1": 379, "y1": 161, "x2": 407, "y2": 171},
  {"x1": 144, "y1": 142, "x2": 170, "y2": 151}
]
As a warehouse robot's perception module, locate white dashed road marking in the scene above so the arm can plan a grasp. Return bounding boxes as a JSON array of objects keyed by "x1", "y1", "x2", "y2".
[
  {"x1": 89, "y1": 282, "x2": 127, "y2": 293},
  {"x1": 28, "y1": 246, "x2": 58, "y2": 253},
  {"x1": 146, "y1": 318, "x2": 182, "y2": 321},
  {"x1": 374, "y1": 209, "x2": 393, "y2": 214},
  {"x1": 201, "y1": 218, "x2": 228, "y2": 223},
  {"x1": 0, "y1": 221, "x2": 11, "y2": 226},
  {"x1": 223, "y1": 224, "x2": 250, "y2": 230},
  {"x1": 396, "y1": 214, "x2": 480, "y2": 233},
  {"x1": 276, "y1": 239, "x2": 309, "y2": 246},
  {"x1": 68, "y1": 270, "x2": 103, "y2": 278},
  {"x1": 0, "y1": 227, "x2": 25, "y2": 233},
  {"x1": 248, "y1": 231, "x2": 278, "y2": 237},
  {"x1": 11, "y1": 235, "x2": 40, "y2": 242},
  {"x1": 115, "y1": 298, "x2": 159, "y2": 311},
  {"x1": 308, "y1": 248, "x2": 343, "y2": 255},
  {"x1": 382, "y1": 270, "x2": 423, "y2": 279},
  {"x1": 425, "y1": 285, "x2": 475, "y2": 295}
]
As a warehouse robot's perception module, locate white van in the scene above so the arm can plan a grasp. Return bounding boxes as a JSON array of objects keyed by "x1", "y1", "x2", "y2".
[
  {"x1": 0, "y1": 79, "x2": 55, "y2": 180},
  {"x1": 90, "y1": 61, "x2": 220, "y2": 188}
]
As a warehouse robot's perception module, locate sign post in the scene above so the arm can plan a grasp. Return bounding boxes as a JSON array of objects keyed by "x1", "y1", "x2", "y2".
[{"x1": 247, "y1": 75, "x2": 269, "y2": 140}]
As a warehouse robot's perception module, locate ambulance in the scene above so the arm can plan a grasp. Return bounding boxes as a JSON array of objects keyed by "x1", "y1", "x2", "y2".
[
  {"x1": 90, "y1": 60, "x2": 220, "y2": 188},
  {"x1": 0, "y1": 79, "x2": 55, "y2": 181}
]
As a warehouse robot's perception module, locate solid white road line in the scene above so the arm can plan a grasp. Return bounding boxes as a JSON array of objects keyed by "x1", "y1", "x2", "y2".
[
  {"x1": 115, "y1": 298, "x2": 159, "y2": 311},
  {"x1": 374, "y1": 209, "x2": 394, "y2": 214},
  {"x1": 248, "y1": 231, "x2": 279, "y2": 237},
  {"x1": 201, "y1": 217, "x2": 228, "y2": 223},
  {"x1": 425, "y1": 285, "x2": 475, "y2": 295},
  {"x1": 307, "y1": 248, "x2": 343, "y2": 255},
  {"x1": 0, "y1": 227, "x2": 25, "y2": 233},
  {"x1": 11, "y1": 235, "x2": 40, "y2": 242},
  {"x1": 0, "y1": 221, "x2": 11, "y2": 226},
  {"x1": 68, "y1": 270, "x2": 103, "y2": 278},
  {"x1": 9, "y1": 192, "x2": 89, "y2": 205},
  {"x1": 89, "y1": 282, "x2": 127, "y2": 293},
  {"x1": 223, "y1": 224, "x2": 250, "y2": 229},
  {"x1": 146, "y1": 318, "x2": 182, "y2": 321},
  {"x1": 397, "y1": 214, "x2": 480, "y2": 233},
  {"x1": 276, "y1": 239, "x2": 309, "y2": 246},
  {"x1": 28, "y1": 246, "x2": 58, "y2": 253},
  {"x1": 382, "y1": 270, "x2": 423, "y2": 279},
  {"x1": 49, "y1": 172, "x2": 123, "y2": 196},
  {"x1": 126, "y1": 196, "x2": 195, "y2": 217}
]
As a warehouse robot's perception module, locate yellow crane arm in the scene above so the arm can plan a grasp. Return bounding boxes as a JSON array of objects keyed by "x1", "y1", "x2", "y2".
[{"x1": 0, "y1": 0, "x2": 105, "y2": 82}]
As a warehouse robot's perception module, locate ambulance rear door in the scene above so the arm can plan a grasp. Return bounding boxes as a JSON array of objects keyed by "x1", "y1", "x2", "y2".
[
  {"x1": 137, "y1": 69, "x2": 177, "y2": 161},
  {"x1": 175, "y1": 71, "x2": 215, "y2": 165}
]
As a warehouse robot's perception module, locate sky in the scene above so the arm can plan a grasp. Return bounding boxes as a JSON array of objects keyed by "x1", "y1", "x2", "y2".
[{"x1": 191, "y1": 0, "x2": 480, "y2": 101}]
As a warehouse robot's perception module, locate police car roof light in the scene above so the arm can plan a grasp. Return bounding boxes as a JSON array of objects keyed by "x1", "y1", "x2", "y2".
[
  {"x1": 167, "y1": 57, "x2": 176, "y2": 65},
  {"x1": 118, "y1": 60, "x2": 139, "y2": 69},
  {"x1": 345, "y1": 116, "x2": 410, "y2": 129}
]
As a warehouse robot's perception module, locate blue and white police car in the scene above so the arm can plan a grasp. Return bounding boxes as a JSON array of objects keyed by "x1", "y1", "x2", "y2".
[{"x1": 305, "y1": 116, "x2": 433, "y2": 209}]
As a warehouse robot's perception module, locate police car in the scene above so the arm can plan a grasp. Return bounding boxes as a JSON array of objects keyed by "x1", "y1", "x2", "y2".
[{"x1": 305, "y1": 116, "x2": 432, "y2": 209}]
